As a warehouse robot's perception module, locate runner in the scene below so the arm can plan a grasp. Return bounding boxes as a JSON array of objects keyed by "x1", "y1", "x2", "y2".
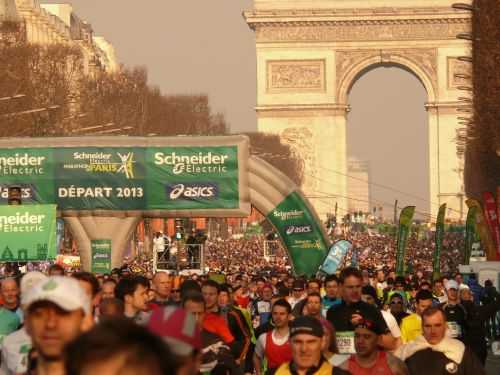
[
  {"x1": 340, "y1": 319, "x2": 408, "y2": 375},
  {"x1": 23, "y1": 276, "x2": 91, "y2": 375},
  {"x1": 275, "y1": 316, "x2": 350, "y2": 375},
  {"x1": 396, "y1": 306, "x2": 485, "y2": 375},
  {"x1": 400, "y1": 290, "x2": 433, "y2": 343},
  {"x1": 254, "y1": 299, "x2": 292, "y2": 375}
]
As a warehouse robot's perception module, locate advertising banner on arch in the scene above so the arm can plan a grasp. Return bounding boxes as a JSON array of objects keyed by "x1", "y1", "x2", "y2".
[
  {"x1": 433, "y1": 204, "x2": 446, "y2": 281},
  {"x1": 0, "y1": 146, "x2": 239, "y2": 211},
  {"x1": 395, "y1": 206, "x2": 415, "y2": 276},
  {"x1": 266, "y1": 191, "x2": 329, "y2": 276},
  {"x1": 0, "y1": 204, "x2": 57, "y2": 262}
]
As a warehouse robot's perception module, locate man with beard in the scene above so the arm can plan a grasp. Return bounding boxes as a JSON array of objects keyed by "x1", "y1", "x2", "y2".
[{"x1": 115, "y1": 276, "x2": 151, "y2": 325}]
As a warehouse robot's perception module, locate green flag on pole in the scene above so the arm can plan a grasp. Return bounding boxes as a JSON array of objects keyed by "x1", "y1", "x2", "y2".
[
  {"x1": 464, "y1": 206, "x2": 478, "y2": 265},
  {"x1": 395, "y1": 206, "x2": 415, "y2": 276},
  {"x1": 433, "y1": 204, "x2": 446, "y2": 281}
]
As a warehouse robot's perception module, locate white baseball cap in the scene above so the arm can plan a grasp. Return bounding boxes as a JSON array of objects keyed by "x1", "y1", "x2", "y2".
[
  {"x1": 20, "y1": 271, "x2": 47, "y2": 296},
  {"x1": 22, "y1": 276, "x2": 90, "y2": 316},
  {"x1": 445, "y1": 280, "x2": 459, "y2": 290}
]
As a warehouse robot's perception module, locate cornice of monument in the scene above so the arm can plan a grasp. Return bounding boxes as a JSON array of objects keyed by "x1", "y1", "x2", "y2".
[
  {"x1": 256, "y1": 103, "x2": 350, "y2": 117},
  {"x1": 244, "y1": 7, "x2": 470, "y2": 28}
]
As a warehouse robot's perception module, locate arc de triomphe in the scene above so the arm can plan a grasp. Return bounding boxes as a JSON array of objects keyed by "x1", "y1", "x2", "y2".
[{"x1": 244, "y1": 0, "x2": 471, "y2": 221}]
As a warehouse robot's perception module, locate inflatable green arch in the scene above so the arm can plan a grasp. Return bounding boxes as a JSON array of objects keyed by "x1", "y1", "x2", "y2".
[{"x1": 0, "y1": 135, "x2": 330, "y2": 275}]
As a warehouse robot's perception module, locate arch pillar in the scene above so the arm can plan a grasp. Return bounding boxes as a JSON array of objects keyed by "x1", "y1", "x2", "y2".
[
  {"x1": 256, "y1": 104, "x2": 349, "y2": 219},
  {"x1": 426, "y1": 102, "x2": 467, "y2": 220},
  {"x1": 64, "y1": 216, "x2": 141, "y2": 271}
]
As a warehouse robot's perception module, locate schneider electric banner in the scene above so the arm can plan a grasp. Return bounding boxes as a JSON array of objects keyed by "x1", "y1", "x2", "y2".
[
  {"x1": 0, "y1": 204, "x2": 57, "y2": 261},
  {"x1": 266, "y1": 191, "x2": 329, "y2": 276},
  {"x1": 0, "y1": 147, "x2": 239, "y2": 211}
]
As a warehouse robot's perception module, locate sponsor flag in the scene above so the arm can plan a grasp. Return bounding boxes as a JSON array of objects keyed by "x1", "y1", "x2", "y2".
[
  {"x1": 91, "y1": 239, "x2": 112, "y2": 274},
  {"x1": 482, "y1": 192, "x2": 500, "y2": 260},
  {"x1": 433, "y1": 204, "x2": 446, "y2": 281},
  {"x1": 395, "y1": 206, "x2": 415, "y2": 276},
  {"x1": 319, "y1": 240, "x2": 352, "y2": 275},
  {"x1": 0, "y1": 204, "x2": 57, "y2": 261},
  {"x1": 464, "y1": 205, "x2": 478, "y2": 265},
  {"x1": 466, "y1": 199, "x2": 497, "y2": 261}
]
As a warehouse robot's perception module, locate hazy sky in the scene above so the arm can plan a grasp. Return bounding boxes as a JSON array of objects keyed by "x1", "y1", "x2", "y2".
[{"x1": 41, "y1": 0, "x2": 431, "y2": 216}]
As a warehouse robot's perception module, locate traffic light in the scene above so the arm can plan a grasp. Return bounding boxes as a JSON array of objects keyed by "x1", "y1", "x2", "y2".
[{"x1": 7, "y1": 186, "x2": 22, "y2": 205}]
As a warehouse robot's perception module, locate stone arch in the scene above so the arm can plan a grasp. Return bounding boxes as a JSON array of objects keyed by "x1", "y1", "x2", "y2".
[{"x1": 337, "y1": 51, "x2": 437, "y2": 105}]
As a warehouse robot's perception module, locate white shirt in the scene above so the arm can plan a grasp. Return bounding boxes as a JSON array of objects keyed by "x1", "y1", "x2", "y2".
[
  {"x1": 0, "y1": 327, "x2": 31, "y2": 375},
  {"x1": 153, "y1": 236, "x2": 165, "y2": 252},
  {"x1": 382, "y1": 310, "x2": 402, "y2": 338}
]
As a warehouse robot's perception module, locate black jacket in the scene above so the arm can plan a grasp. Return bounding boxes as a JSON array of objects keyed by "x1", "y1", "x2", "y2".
[{"x1": 405, "y1": 347, "x2": 485, "y2": 375}]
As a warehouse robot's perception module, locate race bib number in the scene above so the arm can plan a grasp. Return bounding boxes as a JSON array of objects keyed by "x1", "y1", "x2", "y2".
[
  {"x1": 336, "y1": 331, "x2": 356, "y2": 354},
  {"x1": 447, "y1": 322, "x2": 462, "y2": 338}
]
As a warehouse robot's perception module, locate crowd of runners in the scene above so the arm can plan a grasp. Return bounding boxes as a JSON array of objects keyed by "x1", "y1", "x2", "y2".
[{"x1": 0, "y1": 246, "x2": 499, "y2": 375}]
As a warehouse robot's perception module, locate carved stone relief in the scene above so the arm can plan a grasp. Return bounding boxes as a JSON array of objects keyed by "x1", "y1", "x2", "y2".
[
  {"x1": 280, "y1": 126, "x2": 317, "y2": 192},
  {"x1": 267, "y1": 60, "x2": 325, "y2": 93},
  {"x1": 447, "y1": 57, "x2": 471, "y2": 90},
  {"x1": 256, "y1": 21, "x2": 469, "y2": 43}
]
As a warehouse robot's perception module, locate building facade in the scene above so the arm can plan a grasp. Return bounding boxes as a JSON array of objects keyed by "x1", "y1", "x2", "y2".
[
  {"x1": 1, "y1": 1, "x2": 118, "y2": 73},
  {"x1": 347, "y1": 158, "x2": 371, "y2": 214}
]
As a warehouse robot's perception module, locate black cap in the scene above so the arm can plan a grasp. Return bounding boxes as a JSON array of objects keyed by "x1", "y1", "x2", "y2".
[
  {"x1": 292, "y1": 280, "x2": 305, "y2": 291},
  {"x1": 354, "y1": 319, "x2": 385, "y2": 335},
  {"x1": 290, "y1": 316, "x2": 324, "y2": 338}
]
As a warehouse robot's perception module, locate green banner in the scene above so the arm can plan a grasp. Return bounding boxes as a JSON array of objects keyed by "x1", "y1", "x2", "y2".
[
  {"x1": 0, "y1": 146, "x2": 239, "y2": 211},
  {"x1": 433, "y1": 204, "x2": 446, "y2": 281},
  {"x1": 395, "y1": 206, "x2": 415, "y2": 276},
  {"x1": 0, "y1": 204, "x2": 57, "y2": 261},
  {"x1": 464, "y1": 206, "x2": 478, "y2": 265},
  {"x1": 266, "y1": 191, "x2": 329, "y2": 276},
  {"x1": 91, "y1": 239, "x2": 112, "y2": 274}
]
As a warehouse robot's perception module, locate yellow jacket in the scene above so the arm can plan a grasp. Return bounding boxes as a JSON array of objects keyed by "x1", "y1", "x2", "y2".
[
  {"x1": 276, "y1": 360, "x2": 349, "y2": 375},
  {"x1": 400, "y1": 313, "x2": 422, "y2": 343}
]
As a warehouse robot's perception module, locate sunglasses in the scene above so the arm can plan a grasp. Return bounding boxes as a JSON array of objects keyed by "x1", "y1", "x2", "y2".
[{"x1": 390, "y1": 300, "x2": 403, "y2": 305}]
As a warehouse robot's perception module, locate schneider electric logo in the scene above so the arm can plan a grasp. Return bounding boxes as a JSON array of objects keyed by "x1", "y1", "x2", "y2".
[
  {"x1": 285, "y1": 225, "x2": 313, "y2": 235},
  {"x1": 69, "y1": 152, "x2": 136, "y2": 179},
  {"x1": 273, "y1": 210, "x2": 304, "y2": 221},
  {"x1": 166, "y1": 183, "x2": 218, "y2": 200},
  {"x1": 154, "y1": 152, "x2": 229, "y2": 175},
  {"x1": 0, "y1": 153, "x2": 46, "y2": 176},
  {"x1": 0, "y1": 212, "x2": 46, "y2": 233}
]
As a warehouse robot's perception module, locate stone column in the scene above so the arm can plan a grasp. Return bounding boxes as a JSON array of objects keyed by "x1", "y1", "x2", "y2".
[{"x1": 426, "y1": 102, "x2": 466, "y2": 221}]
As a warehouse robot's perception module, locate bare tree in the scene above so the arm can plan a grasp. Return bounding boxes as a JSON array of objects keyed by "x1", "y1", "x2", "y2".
[{"x1": 245, "y1": 132, "x2": 304, "y2": 186}]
